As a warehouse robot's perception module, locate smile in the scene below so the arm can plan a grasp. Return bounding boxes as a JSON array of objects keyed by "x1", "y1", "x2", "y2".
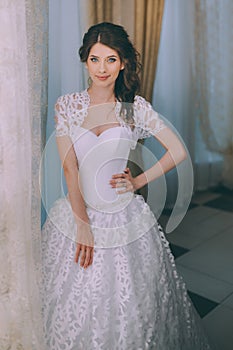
[{"x1": 96, "y1": 75, "x2": 110, "y2": 80}]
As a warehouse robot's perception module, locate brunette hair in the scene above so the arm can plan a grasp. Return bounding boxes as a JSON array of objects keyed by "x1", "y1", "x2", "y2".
[{"x1": 79, "y1": 22, "x2": 141, "y2": 123}]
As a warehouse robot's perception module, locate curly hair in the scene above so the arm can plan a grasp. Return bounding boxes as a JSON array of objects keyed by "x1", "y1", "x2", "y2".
[{"x1": 79, "y1": 22, "x2": 142, "y2": 123}]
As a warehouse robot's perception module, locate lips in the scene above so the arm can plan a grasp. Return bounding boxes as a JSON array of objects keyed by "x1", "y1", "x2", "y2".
[{"x1": 96, "y1": 75, "x2": 110, "y2": 80}]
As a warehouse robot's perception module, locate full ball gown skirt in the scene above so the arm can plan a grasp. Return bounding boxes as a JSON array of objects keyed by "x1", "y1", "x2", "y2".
[{"x1": 41, "y1": 194, "x2": 211, "y2": 350}]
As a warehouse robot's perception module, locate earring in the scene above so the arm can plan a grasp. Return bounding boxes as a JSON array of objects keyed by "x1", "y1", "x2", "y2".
[{"x1": 88, "y1": 77, "x2": 92, "y2": 86}]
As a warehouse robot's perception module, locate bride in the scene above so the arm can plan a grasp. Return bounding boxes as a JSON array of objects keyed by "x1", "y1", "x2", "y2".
[{"x1": 41, "y1": 22, "x2": 212, "y2": 349}]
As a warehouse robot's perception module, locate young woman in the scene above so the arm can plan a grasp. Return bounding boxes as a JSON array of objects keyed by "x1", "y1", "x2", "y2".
[{"x1": 42, "y1": 22, "x2": 212, "y2": 349}]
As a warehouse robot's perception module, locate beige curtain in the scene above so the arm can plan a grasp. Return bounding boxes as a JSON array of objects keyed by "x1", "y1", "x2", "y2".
[
  {"x1": 86, "y1": 0, "x2": 135, "y2": 40},
  {"x1": 0, "y1": 0, "x2": 48, "y2": 348},
  {"x1": 90, "y1": 0, "x2": 113, "y2": 23},
  {"x1": 134, "y1": 0, "x2": 164, "y2": 101}
]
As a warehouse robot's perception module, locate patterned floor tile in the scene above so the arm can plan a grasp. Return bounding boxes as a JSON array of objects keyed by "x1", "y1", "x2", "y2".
[
  {"x1": 161, "y1": 202, "x2": 198, "y2": 216},
  {"x1": 213, "y1": 186, "x2": 233, "y2": 197},
  {"x1": 169, "y1": 243, "x2": 189, "y2": 259},
  {"x1": 222, "y1": 292, "x2": 233, "y2": 310},
  {"x1": 176, "y1": 227, "x2": 233, "y2": 284},
  {"x1": 204, "y1": 195, "x2": 233, "y2": 212},
  {"x1": 176, "y1": 265, "x2": 233, "y2": 303},
  {"x1": 187, "y1": 291, "x2": 219, "y2": 318},
  {"x1": 203, "y1": 305, "x2": 233, "y2": 350},
  {"x1": 166, "y1": 210, "x2": 233, "y2": 249},
  {"x1": 191, "y1": 191, "x2": 221, "y2": 205}
]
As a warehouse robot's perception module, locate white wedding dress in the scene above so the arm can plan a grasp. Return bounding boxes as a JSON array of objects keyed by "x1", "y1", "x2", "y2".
[{"x1": 41, "y1": 90, "x2": 212, "y2": 350}]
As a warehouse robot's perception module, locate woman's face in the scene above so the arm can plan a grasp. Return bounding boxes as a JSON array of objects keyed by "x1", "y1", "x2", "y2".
[{"x1": 86, "y1": 43, "x2": 124, "y2": 89}]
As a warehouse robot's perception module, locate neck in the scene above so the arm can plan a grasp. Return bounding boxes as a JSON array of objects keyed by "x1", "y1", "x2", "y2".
[{"x1": 87, "y1": 85, "x2": 116, "y2": 105}]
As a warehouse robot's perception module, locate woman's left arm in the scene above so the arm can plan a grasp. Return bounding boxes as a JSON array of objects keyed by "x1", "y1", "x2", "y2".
[
  {"x1": 110, "y1": 126, "x2": 187, "y2": 192},
  {"x1": 132, "y1": 127, "x2": 187, "y2": 191}
]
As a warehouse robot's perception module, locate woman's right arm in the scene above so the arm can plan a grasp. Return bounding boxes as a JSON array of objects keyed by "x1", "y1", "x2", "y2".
[
  {"x1": 54, "y1": 95, "x2": 94, "y2": 269},
  {"x1": 56, "y1": 135, "x2": 94, "y2": 269}
]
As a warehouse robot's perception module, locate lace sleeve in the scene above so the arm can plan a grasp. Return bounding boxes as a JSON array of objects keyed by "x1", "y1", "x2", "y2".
[
  {"x1": 54, "y1": 95, "x2": 70, "y2": 137},
  {"x1": 133, "y1": 96, "x2": 167, "y2": 139}
]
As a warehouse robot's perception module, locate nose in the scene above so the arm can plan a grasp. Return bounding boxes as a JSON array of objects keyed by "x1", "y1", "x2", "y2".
[{"x1": 99, "y1": 59, "x2": 106, "y2": 73}]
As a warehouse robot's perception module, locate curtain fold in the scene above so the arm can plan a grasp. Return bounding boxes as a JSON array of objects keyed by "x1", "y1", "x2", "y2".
[
  {"x1": 26, "y1": 0, "x2": 48, "y2": 277},
  {"x1": 134, "y1": 0, "x2": 164, "y2": 101},
  {"x1": 0, "y1": 0, "x2": 48, "y2": 349},
  {"x1": 148, "y1": 0, "x2": 196, "y2": 207},
  {"x1": 91, "y1": 0, "x2": 113, "y2": 22},
  {"x1": 87, "y1": 0, "x2": 135, "y2": 40},
  {"x1": 149, "y1": 0, "x2": 226, "y2": 197},
  {"x1": 194, "y1": 0, "x2": 233, "y2": 188}
]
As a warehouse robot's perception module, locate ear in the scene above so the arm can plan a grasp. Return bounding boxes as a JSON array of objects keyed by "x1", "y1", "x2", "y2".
[{"x1": 120, "y1": 65, "x2": 125, "y2": 70}]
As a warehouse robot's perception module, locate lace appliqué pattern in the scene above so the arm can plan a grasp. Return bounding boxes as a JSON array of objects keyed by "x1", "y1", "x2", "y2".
[
  {"x1": 133, "y1": 95, "x2": 167, "y2": 139},
  {"x1": 42, "y1": 195, "x2": 211, "y2": 350},
  {"x1": 54, "y1": 90, "x2": 167, "y2": 141},
  {"x1": 54, "y1": 92, "x2": 89, "y2": 137}
]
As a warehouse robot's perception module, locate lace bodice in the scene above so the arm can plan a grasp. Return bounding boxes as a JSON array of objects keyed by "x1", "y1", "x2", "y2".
[
  {"x1": 54, "y1": 90, "x2": 167, "y2": 212},
  {"x1": 54, "y1": 89, "x2": 167, "y2": 141}
]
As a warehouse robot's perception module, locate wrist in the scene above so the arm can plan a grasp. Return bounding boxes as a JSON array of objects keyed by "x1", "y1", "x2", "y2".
[
  {"x1": 134, "y1": 173, "x2": 148, "y2": 191},
  {"x1": 74, "y1": 215, "x2": 89, "y2": 227}
]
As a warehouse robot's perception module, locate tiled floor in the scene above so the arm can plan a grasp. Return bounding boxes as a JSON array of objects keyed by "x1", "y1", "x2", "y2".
[{"x1": 159, "y1": 186, "x2": 233, "y2": 350}]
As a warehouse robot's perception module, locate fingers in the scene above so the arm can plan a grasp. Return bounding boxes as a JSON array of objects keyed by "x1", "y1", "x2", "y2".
[
  {"x1": 109, "y1": 178, "x2": 125, "y2": 188},
  {"x1": 74, "y1": 244, "x2": 94, "y2": 269},
  {"x1": 109, "y1": 178, "x2": 134, "y2": 193},
  {"x1": 83, "y1": 247, "x2": 91, "y2": 269},
  {"x1": 80, "y1": 247, "x2": 92, "y2": 269},
  {"x1": 110, "y1": 178, "x2": 124, "y2": 187},
  {"x1": 111, "y1": 172, "x2": 126, "y2": 179},
  {"x1": 110, "y1": 168, "x2": 131, "y2": 182},
  {"x1": 89, "y1": 248, "x2": 94, "y2": 265},
  {"x1": 74, "y1": 243, "x2": 82, "y2": 263},
  {"x1": 116, "y1": 179, "x2": 129, "y2": 191},
  {"x1": 109, "y1": 172, "x2": 127, "y2": 187},
  {"x1": 110, "y1": 167, "x2": 135, "y2": 193},
  {"x1": 117, "y1": 182, "x2": 134, "y2": 194}
]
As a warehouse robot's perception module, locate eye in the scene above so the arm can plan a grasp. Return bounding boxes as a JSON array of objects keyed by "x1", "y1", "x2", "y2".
[
  {"x1": 107, "y1": 57, "x2": 117, "y2": 63},
  {"x1": 90, "y1": 57, "x2": 98, "y2": 63}
]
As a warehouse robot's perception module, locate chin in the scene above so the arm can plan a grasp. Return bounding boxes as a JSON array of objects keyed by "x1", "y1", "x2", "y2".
[{"x1": 93, "y1": 79, "x2": 115, "y2": 88}]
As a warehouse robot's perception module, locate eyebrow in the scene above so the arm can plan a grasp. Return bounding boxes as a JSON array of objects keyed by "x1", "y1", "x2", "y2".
[{"x1": 89, "y1": 54, "x2": 118, "y2": 58}]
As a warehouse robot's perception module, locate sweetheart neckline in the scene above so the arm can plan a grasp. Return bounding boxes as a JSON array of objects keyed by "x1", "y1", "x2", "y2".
[
  {"x1": 75, "y1": 89, "x2": 124, "y2": 137},
  {"x1": 78, "y1": 125, "x2": 124, "y2": 138}
]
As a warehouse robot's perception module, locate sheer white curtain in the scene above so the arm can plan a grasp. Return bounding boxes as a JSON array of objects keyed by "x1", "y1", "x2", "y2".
[
  {"x1": 0, "y1": 0, "x2": 47, "y2": 349},
  {"x1": 151, "y1": 0, "x2": 224, "y2": 194},
  {"x1": 194, "y1": 0, "x2": 233, "y2": 189},
  {"x1": 42, "y1": 0, "x2": 88, "y2": 221}
]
